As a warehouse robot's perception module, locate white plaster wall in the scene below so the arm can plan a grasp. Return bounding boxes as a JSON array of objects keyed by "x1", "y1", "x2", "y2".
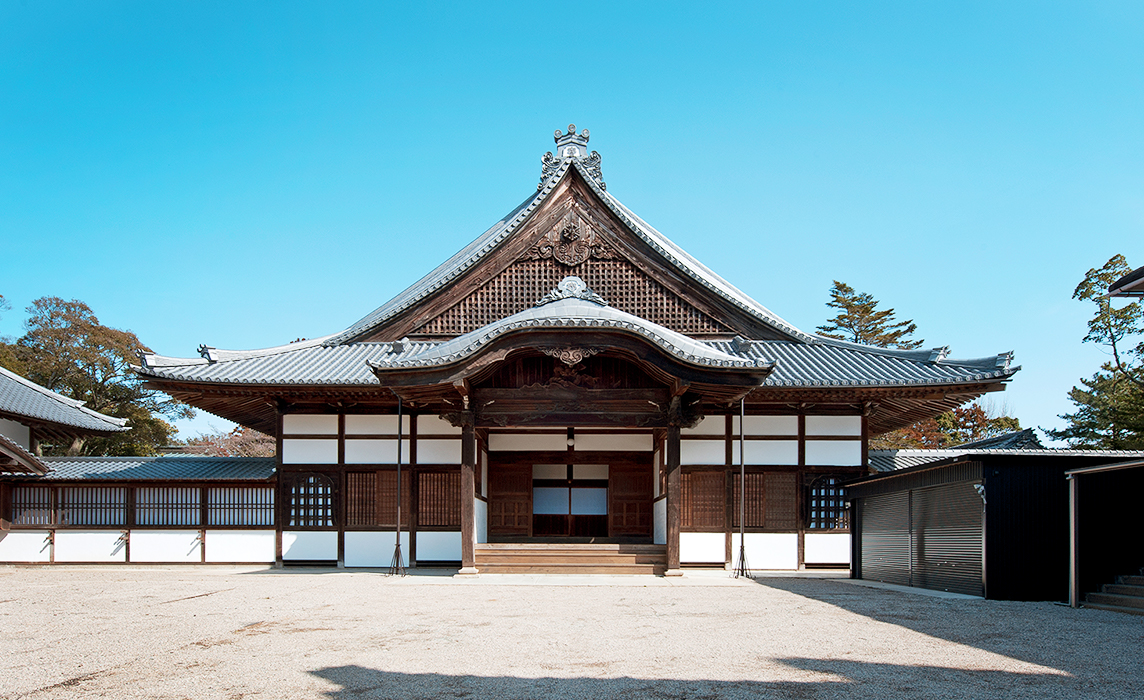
[
  {"x1": 0, "y1": 418, "x2": 31, "y2": 449},
  {"x1": 680, "y1": 532, "x2": 725, "y2": 564},
  {"x1": 653, "y1": 499, "x2": 667, "y2": 545},
  {"x1": 487, "y1": 433, "x2": 567, "y2": 451},
  {"x1": 55, "y1": 531, "x2": 127, "y2": 562},
  {"x1": 733, "y1": 533, "x2": 799, "y2": 570},
  {"x1": 805, "y1": 416, "x2": 862, "y2": 436},
  {"x1": 282, "y1": 414, "x2": 338, "y2": 435},
  {"x1": 345, "y1": 414, "x2": 410, "y2": 435},
  {"x1": 129, "y1": 531, "x2": 201, "y2": 563},
  {"x1": 416, "y1": 531, "x2": 462, "y2": 562},
  {"x1": 0, "y1": 531, "x2": 52, "y2": 562},
  {"x1": 574, "y1": 433, "x2": 654, "y2": 451},
  {"x1": 417, "y1": 415, "x2": 461, "y2": 436},
  {"x1": 733, "y1": 415, "x2": 798, "y2": 436},
  {"x1": 682, "y1": 418, "x2": 726, "y2": 436},
  {"x1": 205, "y1": 531, "x2": 276, "y2": 563},
  {"x1": 281, "y1": 439, "x2": 338, "y2": 464},
  {"x1": 680, "y1": 440, "x2": 725, "y2": 465},
  {"x1": 805, "y1": 533, "x2": 851, "y2": 564},
  {"x1": 344, "y1": 531, "x2": 408, "y2": 567},
  {"x1": 805, "y1": 440, "x2": 863, "y2": 466},
  {"x1": 418, "y1": 439, "x2": 461, "y2": 464},
  {"x1": 732, "y1": 440, "x2": 799, "y2": 465},
  {"x1": 475, "y1": 498, "x2": 488, "y2": 544},
  {"x1": 282, "y1": 531, "x2": 338, "y2": 561},
  {"x1": 344, "y1": 439, "x2": 411, "y2": 464}
]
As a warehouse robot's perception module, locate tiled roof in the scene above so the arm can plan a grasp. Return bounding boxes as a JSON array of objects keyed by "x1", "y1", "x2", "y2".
[
  {"x1": 0, "y1": 367, "x2": 129, "y2": 433},
  {"x1": 25, "y1": 456, "x2": 277, "y2": 481},
  {"x1": 867, "y1": 447, "x2": 1144, "y2": 473},
  {"x1": 0, "y1": 433, "x2": 47, "y2": 475},
  {"x1": 953, "y1": 428, "x2": 1043, "y2": 450}
]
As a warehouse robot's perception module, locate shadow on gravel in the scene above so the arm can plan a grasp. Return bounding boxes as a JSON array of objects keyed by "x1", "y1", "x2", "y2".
[{"x1": 310, "y1": 662, "x2": 1073, "y2": 700}]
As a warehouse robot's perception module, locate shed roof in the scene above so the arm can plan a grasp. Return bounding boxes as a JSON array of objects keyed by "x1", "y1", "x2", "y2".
[
  {"x1": 21, "y1": 456, "x2": 277, "y2": 481},
  {"x1": 0, "y1": 366, "x2": 129, "y2": 434}
]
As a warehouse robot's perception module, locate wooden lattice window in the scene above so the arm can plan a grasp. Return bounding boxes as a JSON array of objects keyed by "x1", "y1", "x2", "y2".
[
  {"x1": 12, "y1": 486, "x2": 52, "y2": 526},
  {"x1": 765, "y1": 472, "x2": 798, "y2": 530},
  {"x1": 807, "y1": 476, "x2": 849, "y2": 530},
  {"x1": 417, "y1": 470, "x2": 461, "y2": 529},
  {"x1": 345, "y1": 472, "x2": 377, "y2": 527},
  {"x1": 136, "y1": 487, "x2": 201, "y2": 526},
  {"x1": 681, "y1": 471, "x2": 725, "y2": 531},
  {"x1": 731, "y1": 473, "x2": 766, "y2": 529},
  {"x1": 376, "y1": 470, "x2": 411, "y2": 528},
  {"x1": 208, "y1": 487, "x2": 275, "y2": 526},
  {"x1": 287, "y1": 474, "x2": 335, "y2": 528},
  {"x1": 57, "y1": 487, "x2": 126, "y2": 526}
]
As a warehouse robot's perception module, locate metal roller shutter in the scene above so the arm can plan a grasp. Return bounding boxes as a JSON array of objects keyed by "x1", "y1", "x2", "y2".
[
  {"x1": 859, "y1": 492, "x2": 911, "y2": 586},
  {"x1": 911, "y1": 482, "x2": 984, "y2": 596}
]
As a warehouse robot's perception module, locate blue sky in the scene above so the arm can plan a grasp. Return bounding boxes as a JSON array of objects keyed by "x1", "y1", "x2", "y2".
[{"x1": 1, "y1": 2, "x2": 1141, "y2": 441}]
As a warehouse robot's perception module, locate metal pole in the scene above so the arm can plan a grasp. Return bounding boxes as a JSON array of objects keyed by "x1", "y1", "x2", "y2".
[
  {"x1": 1068, "y1": 474, "x2": 1079, "y2": 607},
  {"x1": 734, "y1": 398, "x2": 749, "y2": 578},
  {"x1": 388, "y1": 391, "x2": 406, "y2": 577}
]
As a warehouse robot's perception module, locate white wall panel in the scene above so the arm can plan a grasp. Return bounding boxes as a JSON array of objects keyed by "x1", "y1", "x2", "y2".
[
  {"x1": 475, "y1": 498, "x2": 488, "y2": 544},
  {"x1": 487, "y1": 433, "x2": 567, "y2": 451},
  {"x1": 55, "y1": 531, "x2": 127, "y2": 562},
  {"x1": 805, "y1": 440, "x2": 863, "y2": 466},
  {"x1": 805, "y1": 416, "x2": 862, "y2": 436},
  {"x1": 282, "y1": 439, "x2": 338, "y2": 464},
  {"x1": 129, "y1": 531, "x2": 201, "y2": 563},
  {"x1": 205, "y1": 531, "x2": 276, "y2": 563},
  {"x1": 574, "y1": 433, "x2": 654, "y2": 451},
  {"x1": 733, "y1": 533, "x2": 799, "y2": 570},
  {"x1": 0, "y1": 418, "x2": 31, "y2": 448},
  {"x1": 680, "y1": 532, "x2": 725, "y2": 564},
  {"x1": 418, "y1": 439, "x2": 461, "y2": 464},
  {"x1": 733, "y1": 415, "x2": 798, "y2": 436},
  {"x1": 653, "y1": 499, "x2": 667, "y2": 545},
  {"x1": 0, "y1": 531, "x2": 51, "y2": 562},
  {"x1": 344, "y1": 531, "x2": 409, "y2": 567},
  {"x1": 732, "y1": 440, "x2": 799, "y2": 465},
  {"x1": 417, "y1": 415, "x2": 462, "y2": 436},
  {"x1": 480, "y1": 450, "x2": 488, "y2": 498},
  {"x1": 682, "y1": 417, "x2": 726, "y2": 436},
  {"x1": 282, "y1": 414, "x2": 338, "y2": 435},
  {"x1": 416, "y1": 531, "x2": 461, "y2": 562},
  {"x1": 805, "y1": 533, "x2": 851, "y2": 564},
  {"x1": 681, "y1": 440, "x2": 725, "y2": 465},
  {"x1": 282, "y1": 531, "x2": 337, "y2": 561},
  {"x1": 345, "y1": 414, "x2": 410, "y2": 435},
  {"x1": 344, "y1": 439, "x2": 411, "y2": 464}
]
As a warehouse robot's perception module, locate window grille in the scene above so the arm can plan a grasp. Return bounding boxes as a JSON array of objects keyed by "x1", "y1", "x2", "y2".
[
  {"x1": 764, "y1": 472, "x2": 798, "y2": 530},
  {"x1": 681, "y1": 471, "x2": 725, "y2": 530},
  {"x1": 136, "y1": 487, "x2": 201, "y2": 526},
  {"x1": 731, "y1": 473, "x2": 766, "y2": 529},
  {"x1": 807, "y1": 476, "x2": 849, "y2": 530},
  {"x1": 287, "y1": 474, "x2": 335, "y2": 528},
  {"x1": 376, "y1": 470, "x2": 411, "y2": 528},
  {"x1": 345, "y1": 472, "x2": 377, "y2": 527},
  {"x1": 12, "y1": 486, "x2": 52, "y2": 526},
  {"x1": 58, "y1": 487, "x2": 126, "y2": 526},
  {"x1": 417, "y1": 470, "x2": 460, "y2": 528},
  {"x1": 208, "y1": 487, "x2": 275, "y2": 526}
]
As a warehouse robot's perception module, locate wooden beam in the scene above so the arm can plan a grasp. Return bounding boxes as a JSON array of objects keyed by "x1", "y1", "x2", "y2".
[{"x1": 664, "y1": 423, "x2": 682, "y2": 576}]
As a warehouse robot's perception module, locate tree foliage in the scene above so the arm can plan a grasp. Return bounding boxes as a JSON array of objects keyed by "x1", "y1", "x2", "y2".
[
  {"x1": 0, "y1": 297, "x2": 193, "y2": 456},
  {"x1": 1046, "y1": 255, "x2": 1144, "y2": 448},
  {"x1": 871, "y1": 403, "x2": 1022, "y2": 450},
  {"x1": 183, "y1": 426, "x2": 275, "y2": 457},
  {"x1": 816, "y1": 280, "x2": 923, "y2": 349}
]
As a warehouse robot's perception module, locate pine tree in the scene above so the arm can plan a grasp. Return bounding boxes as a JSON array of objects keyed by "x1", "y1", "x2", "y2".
[{"x1": 816, "y1": 281, "x2": 923, "y2": 349}]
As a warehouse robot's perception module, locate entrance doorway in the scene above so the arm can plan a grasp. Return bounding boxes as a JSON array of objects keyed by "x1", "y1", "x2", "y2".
[{"x1": 532, "y1": 464, "x2": 608, "y2": 537}]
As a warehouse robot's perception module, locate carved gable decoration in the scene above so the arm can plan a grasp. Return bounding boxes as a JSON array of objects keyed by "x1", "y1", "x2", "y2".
[{"x1": 524, "y1": 210, "x2": 616, "y2": 267}]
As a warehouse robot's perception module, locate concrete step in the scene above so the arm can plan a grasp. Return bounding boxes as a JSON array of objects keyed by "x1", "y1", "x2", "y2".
[
  {"x1": 1083, "y1": 602, "x2": 1144, "y2": 617},
  {"x1": 1086, "y1": 592, "x2": 1144, "y2": 610},
  {"x1": 1104, "y1": 583, "x2": 1144, "y2": 598}
]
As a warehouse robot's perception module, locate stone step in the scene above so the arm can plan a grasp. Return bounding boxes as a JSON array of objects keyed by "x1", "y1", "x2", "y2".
[
  {"x1": 1083, "y1": 602, "x2": 1144, "y2": 617},
  {"x1": 477, "y1": 543, "x2": 664, "y2": 552},
  {"x1": 1104, "y1": 583, "x2": 1144, "y2": 598},
  {"x1": 1117, "y1": 575, "x2": 1144, "y2": 586},
  {"x1": 1086, "y1": 592, "x2": 1144, "y2": 610},
  {"x1": 477, "y1": 563, "x2": 666, "y2": 575},
  {"x1": 477, "y1": 554, "x2": 666, "y2": 565}
]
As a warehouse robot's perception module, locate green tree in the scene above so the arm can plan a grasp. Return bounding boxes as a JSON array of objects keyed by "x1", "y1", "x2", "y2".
[
  {"x1": 1046, "y1": 255, "x2": 1144, "y2": 448},
  {"x1": 0, "y1": 297, "x2": 193, "y2": 455},
  {"x1": 816, "y1": 281, "x2": 923, "y2": 349}
]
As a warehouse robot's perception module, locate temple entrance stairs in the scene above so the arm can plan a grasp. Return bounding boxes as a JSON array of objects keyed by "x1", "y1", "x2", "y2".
[
  {"x1": 475, "y1": 542, "x2": 667, "y2": 575},
  {"x1": 1085, "y1": 569, "x2": 1144, "y2": 616}
]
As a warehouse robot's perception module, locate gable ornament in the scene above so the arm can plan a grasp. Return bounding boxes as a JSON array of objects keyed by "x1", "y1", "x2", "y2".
[
  {"x1": 525, "y1": 212, "x2": 616, "y2": 267},
  {"x1": 535, "y1": 276, "x2": 609, "y2": 307},
  {"x1": 538, "y1": 346, "x2": 603, "y2": 366}
]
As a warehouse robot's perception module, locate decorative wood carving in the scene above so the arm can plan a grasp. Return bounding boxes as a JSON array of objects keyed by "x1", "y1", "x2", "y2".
[
  {"x1": 524, "y1": 211, "x2": 616, "y2": 267},
  {"x1": 538, "y1": 346, "x2": 602, "y2": 366}
]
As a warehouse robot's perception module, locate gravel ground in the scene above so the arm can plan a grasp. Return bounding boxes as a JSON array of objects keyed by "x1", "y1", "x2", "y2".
[{"x1": 1, "y1": 566, "x2": 1141, "y2": 699}]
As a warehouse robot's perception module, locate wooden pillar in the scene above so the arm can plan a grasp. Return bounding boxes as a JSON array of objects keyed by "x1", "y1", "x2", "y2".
[
  {"x1": 664, "y1": 423, "x2": 682, "y2": 576},
  {"x1": 458, "y1": 420, "x2": 479, "y2": 576}
]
